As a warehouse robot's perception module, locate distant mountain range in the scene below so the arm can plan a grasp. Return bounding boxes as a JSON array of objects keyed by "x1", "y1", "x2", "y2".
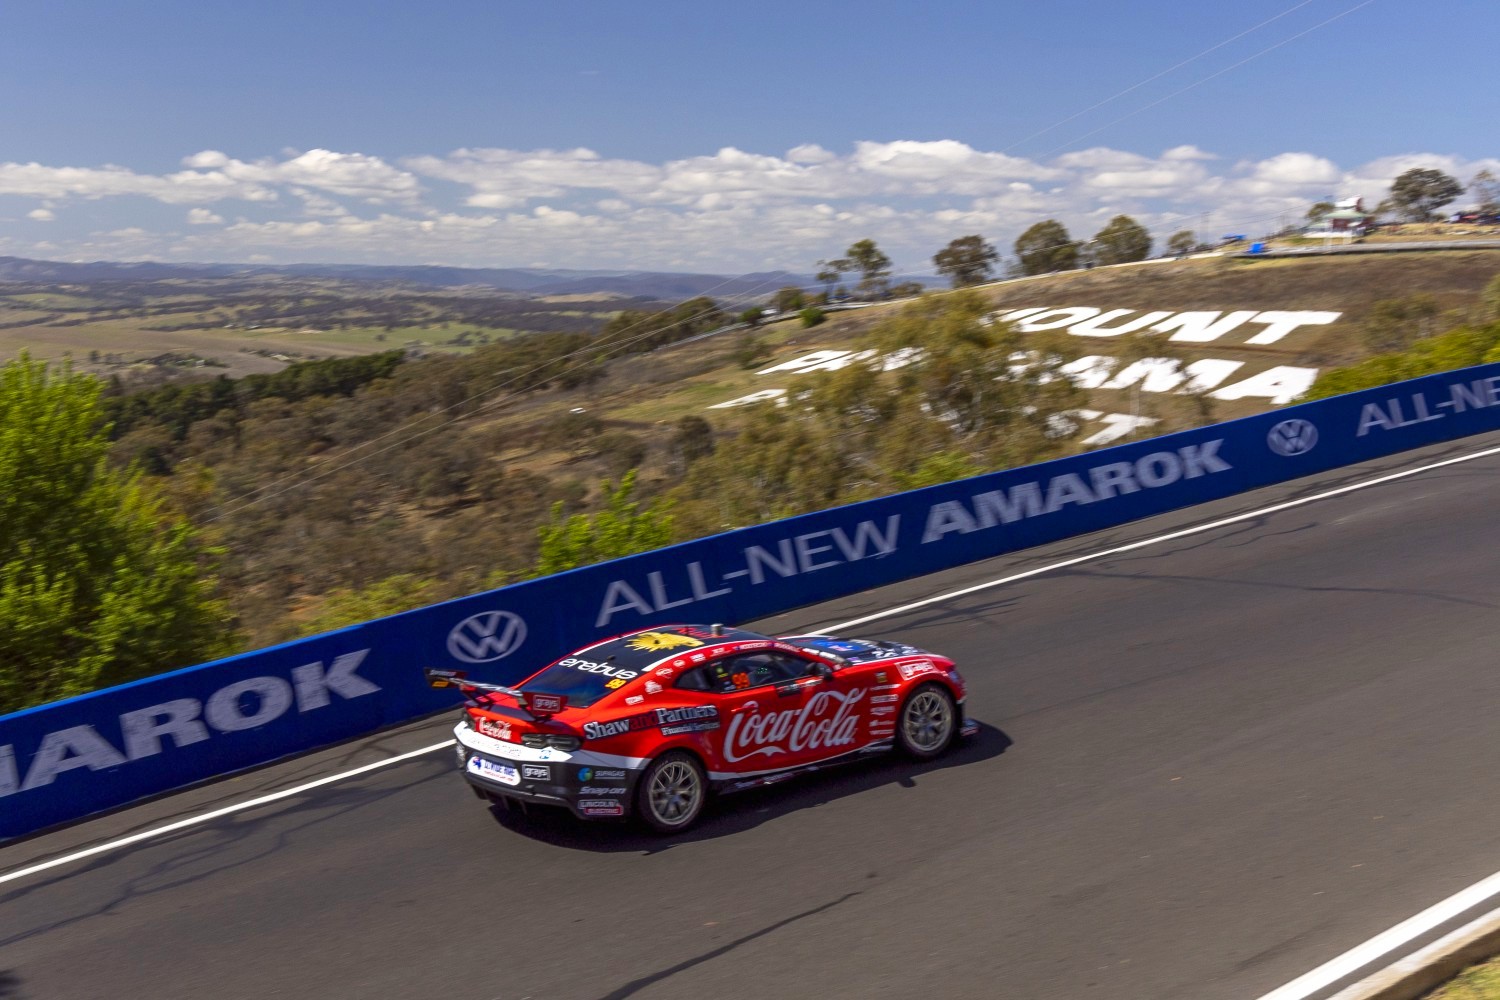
[{"x1": 0, "y1": 256, "x2": 814, "y2": 302}]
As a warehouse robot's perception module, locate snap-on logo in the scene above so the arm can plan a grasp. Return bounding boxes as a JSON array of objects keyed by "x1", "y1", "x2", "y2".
[{"x1": 447, "y1": 611, "x2": 527, "y2": 663}]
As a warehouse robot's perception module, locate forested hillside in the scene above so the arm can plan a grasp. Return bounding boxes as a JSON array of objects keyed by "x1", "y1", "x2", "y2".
[{"x1": 7, "y1": 251, "x2": 1500, "y2": 711}]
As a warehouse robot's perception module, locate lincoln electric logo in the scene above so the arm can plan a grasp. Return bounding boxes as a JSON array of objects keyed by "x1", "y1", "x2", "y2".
[
  {"x1": 447, "y1": 611, "x2": 527, "y2": 663},
  {"x1": 1266, "y1": 418, "x2": 1319, "y2": 457}
]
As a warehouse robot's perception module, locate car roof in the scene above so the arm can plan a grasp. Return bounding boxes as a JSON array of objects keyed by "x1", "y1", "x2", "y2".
[{"x1": 567, "y1": 624, "x2": 776, "y2": 673}]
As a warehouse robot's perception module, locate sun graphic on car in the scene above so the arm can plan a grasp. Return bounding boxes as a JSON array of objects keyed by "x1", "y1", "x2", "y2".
[{"x1": 625, "y1": 631, "x2": 705, "y2": 651}]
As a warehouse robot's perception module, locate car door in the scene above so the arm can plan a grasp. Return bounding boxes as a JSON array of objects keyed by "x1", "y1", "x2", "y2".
[{"x1": 706, "y1": 650, "x2": 873, "y2": 772}]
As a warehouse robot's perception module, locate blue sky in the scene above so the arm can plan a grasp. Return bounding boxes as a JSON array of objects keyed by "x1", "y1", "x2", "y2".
[{"x1": 1, "y1": 0, "x2": 1495, "y2": 275}]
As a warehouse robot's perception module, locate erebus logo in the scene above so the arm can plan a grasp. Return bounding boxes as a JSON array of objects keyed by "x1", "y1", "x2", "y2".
[
  {"x1": 1267, "y1": 418, "x2": 1318, "y2": 457},
  {"x1": 447, "y1": 611, "x2": 527, "y2": 663}
]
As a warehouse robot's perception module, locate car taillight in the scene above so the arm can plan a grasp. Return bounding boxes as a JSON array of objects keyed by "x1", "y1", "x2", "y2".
[{"x1": 522, "y1": 733, "x2": 580, "y2": 751}]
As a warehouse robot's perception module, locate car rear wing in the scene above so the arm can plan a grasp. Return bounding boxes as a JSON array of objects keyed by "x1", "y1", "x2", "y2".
[{"x1": 423, "y1": 669, "x2": 567, "y2": 719}]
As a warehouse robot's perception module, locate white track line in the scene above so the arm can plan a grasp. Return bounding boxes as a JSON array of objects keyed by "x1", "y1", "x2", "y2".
[
  {"x1": 7, "y1": 440, "x2": 1500, "y2": 894},
  {"x1": 820, "y1": 442, "x2": 1500, "y2": 633},
  {"x1": 1255, "y1": 870, "x2": 1500, "y2": 1000},
  {"x1": 0, "y1": 740, "x2": 455, "y2": 886}
]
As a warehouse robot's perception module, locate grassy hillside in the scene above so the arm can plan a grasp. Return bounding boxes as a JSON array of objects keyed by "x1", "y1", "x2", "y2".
[{"x1": 15, "y1": 250, "x2": 1500, "y2": 658}]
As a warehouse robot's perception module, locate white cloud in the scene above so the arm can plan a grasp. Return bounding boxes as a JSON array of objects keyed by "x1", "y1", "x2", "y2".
[
  {"x1": 27, "y1": 208, "x2": 54, "y2": 221},
  {"x1": 10, "y1": 142, "x2": 1494, "y2": 272}
]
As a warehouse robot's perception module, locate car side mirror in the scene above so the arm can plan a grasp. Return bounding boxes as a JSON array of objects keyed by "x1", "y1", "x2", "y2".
[{"x1": 808, "y1": 662, "x2": 834, "y2": 681}]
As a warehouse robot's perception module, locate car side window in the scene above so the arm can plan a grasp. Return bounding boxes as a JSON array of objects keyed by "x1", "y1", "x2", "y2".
[
  {"x1": 705, "y1": 653, "x2": 808, "y2": 693},
  {"x1": 674, "y1": 667, "x2": 710, "y2": 692}
]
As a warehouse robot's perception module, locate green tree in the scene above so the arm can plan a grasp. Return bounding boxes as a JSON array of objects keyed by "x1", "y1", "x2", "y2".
[
  {"x1": 843, "y1": 238, "x2": 893, "y2": 299},
  {"x1": 773, "y1": 286, "x2": 806, "y2": 313},
  {"x1": 1361, "y1": 294, "x2": 1441, "y2": 353},
  {"x1": 1389, "y1": 167, "x2": 1463, "y2": 221},
  {"x1": 1092, "y1": 215, "x2": 1153, "y2": 265},
  {"x1": 738, "y1": 306, "x2": 763, "y2": 327},
  {"x1": 815, "y1": 259, "x2": 847, "y2": 299},
  {"x1": 669, "y1": 415, "x2": 715, "y2": 472},
  {"x1": 533, "y1": 470, "x2": 674, "y2": 575},
  {"x1": 1014, "y1": 220, "x2": 1080, "y2": 275},
  {"x1": 1305, "y1": 201, "x2": 1335, "y2": 224},
  {"x1": 799, "y1": 306, "x2": 826, "y2": 328},
  {"x1": 298, "y1": 574, "x2": 442, "y2": 638},
  {"x1": 0, "y1": 353, "x2": 236, "y2": 712},
  {"x1": 933, "y1": 235, "x2": 1000, "y2": 288},
  {"x1": 1167, "y1": 230, "x2": 1197, "y2": 255},
  {"x1": 1469, "y1": 169, "x2": 1500, "y2": 215}
]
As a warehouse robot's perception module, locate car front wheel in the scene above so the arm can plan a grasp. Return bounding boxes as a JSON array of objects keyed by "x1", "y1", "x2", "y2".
[
  {"x1": 896, "y1": 683, "x2": 956, "y2": 760},
  {"x1": 637, "y1": 751, "x2": 707, "y2": 834}
]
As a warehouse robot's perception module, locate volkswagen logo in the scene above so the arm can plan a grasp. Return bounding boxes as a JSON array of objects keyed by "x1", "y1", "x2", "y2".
[
  {"x1": 1267, "y1": 418, "x2": 1318, "y2": 457},
  {"x1": 447, "y1": 610, "x2": 528, "y2": 663}
]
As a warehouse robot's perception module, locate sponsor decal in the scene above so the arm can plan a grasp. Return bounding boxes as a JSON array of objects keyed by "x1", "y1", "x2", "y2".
[
  {"x1": 661, "y1": 722, "x2": 720, "y2": 735},
  {"x1": 595, "y1": 519, "x2": 899, "y2": 628},
  {"x1": 689, "y1": 652, "x2": 707, "y2": 663},
  {"x1": 1356, "y1": 377, "x2": 1500, "y2": 437},
  {"x1": 577, "y1": 767, "x2": 592, "y2": 781},
  {"x1": 605, "y1": 678, "x2": 627, "y2": 689},
  {"x1": 2, "y1": 650, "x2": 383, "y2": 799},
  {"x1": 870, "y1": 694, "x2": 899, "y2": 704},
  {"x1": 580, "y1": 800, "x2": 624, "y2": 817},
  {"x1": 625, "y1": 695, "x2": 644, "y2": 705},
  {"x1": 655, "y1": 705, "x2": 720, "y2": 735},
  {"x1": 559, "y1": 657, "x2": 638, "y2": 681},
  {"x1": 655, "y1": 705, "x2": 719, "y2": 725},
  {"x1": 467, "y1": 756, "x2": 520, "y2": 786},
  {"x1": 448, "y1": 611, "x2": 527, "y2": 663},
  {"x1": 656, "y1": 666, "x2": 675, "y2": 678},
  {"x1": 875, "y1": 671, "x2": 888, "y2": 683},
  {"x1": 527, "y1": 693, "x2": 565, "y2": 715},
  {"x1": 722, "y1": 688, "x2": 867, "y2": 763},
  {"x1": 871, "y1": 707, "x2": 895, "y2": 716},
  {"x1": 477, "y1": 716, "x2": 513, "y2": 742},
  {"x1": 579, "y1": 785, "x2": 627, "y2": 796},
  {"x1": 645, "y1": 680, "x2": 663, "y2": 695},
  {"x1": 522, "y1": 764, "x2": 551, "y2": 781},
  {"x1": 1267, "y1": 418, "x2": 1318, "y2": 456},
  {"x1": 581, "y1": 713, "x2": 655, "y2": 740},
  {"x1": 897, "y1": 660, "x2": 940, "y2": 681},
  {"x1": 626, "y1": 632, "x2": 703, "y2": 651},
  {"x1": 583, "y1": 768, "x2": 627, "y2": 781},
  {"x1": 921, "y1": 441, "x2": 1232, "y2": 544}
]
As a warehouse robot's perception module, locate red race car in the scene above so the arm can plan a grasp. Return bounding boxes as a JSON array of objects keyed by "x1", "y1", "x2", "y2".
[{"x1": 428, "y1": 623, "x2": 977, "y2": 833}]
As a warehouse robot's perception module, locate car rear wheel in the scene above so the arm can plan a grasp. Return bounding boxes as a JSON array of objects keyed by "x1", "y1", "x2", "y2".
[
  {"x1": 896, "y1": 683, "x2": 956, "y2": 760},
  {"x1": 637, "y1": 751, "x2": 706, "y2": 834}
]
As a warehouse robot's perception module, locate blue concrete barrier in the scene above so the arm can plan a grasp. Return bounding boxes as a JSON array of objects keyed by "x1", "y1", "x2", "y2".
[{"x1": 6, "y1": 363, "x2": 1500, "y2": 838}]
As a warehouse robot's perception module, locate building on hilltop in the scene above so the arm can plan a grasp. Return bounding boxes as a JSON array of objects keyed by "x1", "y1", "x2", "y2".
[{"x1": 1306, "y1": 197, "x2": 1375, "y2": 240}]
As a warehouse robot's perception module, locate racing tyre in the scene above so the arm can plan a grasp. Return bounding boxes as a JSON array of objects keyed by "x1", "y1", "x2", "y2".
[
  {"x1": 637, "y1": 751, "x2": 707, "y2": 834},
  {"x1": 896, "y1": 683, "x2": 956, "y2": 760}
]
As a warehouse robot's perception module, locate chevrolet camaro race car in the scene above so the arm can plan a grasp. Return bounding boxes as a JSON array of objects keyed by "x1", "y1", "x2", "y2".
[{"x1": 428, "y1": 623, "x2": 978, "y2": 833}]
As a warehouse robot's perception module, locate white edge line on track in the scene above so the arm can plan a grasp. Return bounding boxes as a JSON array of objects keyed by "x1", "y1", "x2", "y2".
[
  {"x1": 8, "y1": 437, "x2": 1500, "y2": 998},
  {"x1": 0, "y1": 739, "x2": 455, "y2": 886},
  {"x1": 819, "y1": 442, "x2": 1500, "y2": 634}
]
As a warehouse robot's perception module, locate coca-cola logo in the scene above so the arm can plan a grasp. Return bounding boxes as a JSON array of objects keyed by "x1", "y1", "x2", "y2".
[
  {"x1": 722, "y1": 688, "x2": 866, "y2": 763},
  {"x1": 477, "y1": 717, "x2": 512, "y2": 742}
]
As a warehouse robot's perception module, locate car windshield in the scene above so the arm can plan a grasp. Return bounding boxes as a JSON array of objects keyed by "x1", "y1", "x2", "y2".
[{"x1": 521, "y1": 653, "x2": 642, "y2": 708}]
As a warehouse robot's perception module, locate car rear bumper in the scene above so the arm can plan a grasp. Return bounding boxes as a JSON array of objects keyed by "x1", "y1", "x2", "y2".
[{"x1": 451, "y1": 725, "x2": 642, "y2": 820}]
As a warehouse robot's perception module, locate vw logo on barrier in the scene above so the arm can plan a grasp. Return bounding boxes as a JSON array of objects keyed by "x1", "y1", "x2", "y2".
[
  {"x1": 448, "y1": 610, "x2": 528, "y2": 663},
  {"x1": 1267, "y1": 418, "x2": 1319, "y2": 457}
]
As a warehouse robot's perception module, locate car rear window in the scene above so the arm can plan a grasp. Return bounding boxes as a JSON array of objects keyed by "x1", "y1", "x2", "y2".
[{"x1": 521, "y1": 654, "x2": 641, "y2": 708}]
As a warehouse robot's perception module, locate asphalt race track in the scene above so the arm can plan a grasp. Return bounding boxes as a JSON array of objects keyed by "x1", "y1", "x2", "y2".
[{"x1": 6, "y1": 434, "x2": 1500, "y2": 1000}]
